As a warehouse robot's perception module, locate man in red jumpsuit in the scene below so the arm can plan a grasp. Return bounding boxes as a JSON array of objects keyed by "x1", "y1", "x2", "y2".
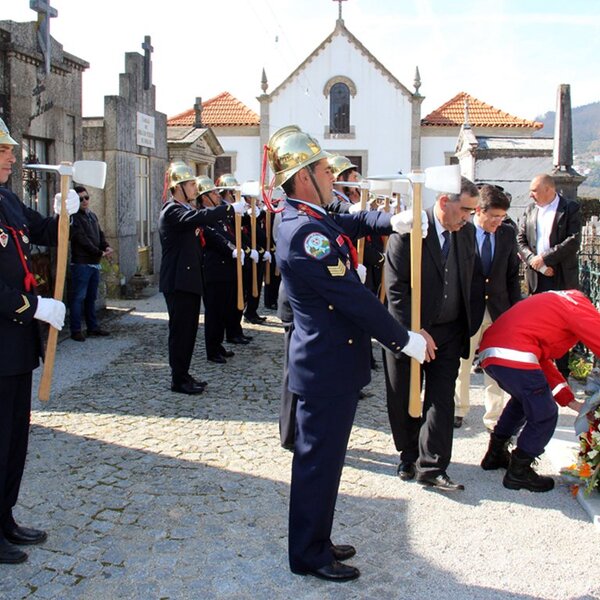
[{"x1": 478, "y1": 290, "x2": 596, "y2": 491}]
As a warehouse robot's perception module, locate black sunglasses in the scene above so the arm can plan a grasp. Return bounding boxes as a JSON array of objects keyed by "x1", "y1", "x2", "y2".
[{"x1": 79, "y1": 195, "x2": 90, "y2": 201}]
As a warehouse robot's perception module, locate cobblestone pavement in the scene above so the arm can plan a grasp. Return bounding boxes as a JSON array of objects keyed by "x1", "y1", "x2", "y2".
[{"x1": 1, "y1": 291, "x2": 598, "y2": 600}]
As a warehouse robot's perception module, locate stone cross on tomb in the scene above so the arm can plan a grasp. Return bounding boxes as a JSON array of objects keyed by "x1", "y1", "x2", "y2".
[
  {"x1": 142, "y1": 35, "x2": 154, "y2": 90},
  {"x1": 29, "y1": 0, "x2": 58, "y2": 76},
  {"x1": 333, "y1": 0, "x2": 348, "y2": 21}
]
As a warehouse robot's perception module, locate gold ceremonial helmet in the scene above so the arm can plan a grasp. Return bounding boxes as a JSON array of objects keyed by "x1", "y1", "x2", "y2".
[
  {"x1": 196, "y1": 175, "x2": 216, "y2": 195},
  {"x1": 215, "y1": 173, "x2": 239, "y2": 189},
  {"x1": 267, "y1": 125, "x2": 329, "y2": 188},
  {"x1": 328, "y1": 154, "x2": 359, "y2": 180},
  {"x1": 0, "y1": 118, "x2": 18, "y2": 146},
  {"x1": 167, "y1": 160, "x2": 196, "y2": 189}
]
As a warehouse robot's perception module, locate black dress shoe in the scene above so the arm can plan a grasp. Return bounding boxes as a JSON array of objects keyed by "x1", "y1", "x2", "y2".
[
  {"x1": 226, "y1": 336, "x2": 250, "y2": 345},
  {"x1": 454, "y1": 416, "x2": 463, "y2": 428},
  {"x1": 207, "y1": 355, "x2": 227, "y2": 364},
  {"x1": 218, "y1": 347, "x2": 235, "y2": 358},
  {"x1": 331, "y1": 544, "x2": 356, "y2": 561},
  {"x1": 397, "y1": 461, "x2": 416, "y2": 481},
  {"x1": 171, "y1": 381, "x2": 204, "y2": 395},
  {"x1": 87, "y1": 328, "x2": 110, "y2": 337},
  {"x1": 3, "y1": 525, "x2": 47, "y2": 546},
  {"x1": 417, "y1": 472, "x2": 464, "y2": 491},
  {"x1": 300, "y1": 560, "x2": 360, "y2": 582},
  {"x1": 70, "y1": 331, "x2": 85, "y2": 342},
  {"x1": 0, "y1": 537, "x2": 27, "y2": 563},
  {"x1": 186, "y1": 375, "x2": 207, "y2": 388},
  {"x1": 244, "y1": 315, "x2": 266, "y2": 325}
]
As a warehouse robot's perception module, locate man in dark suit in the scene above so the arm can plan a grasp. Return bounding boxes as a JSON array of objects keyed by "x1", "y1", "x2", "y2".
[
  {"x1": 517, "y1": 173, "x2": 581, "y2": 377},
  {"x1": 268, "y1": 125, "x2": 427, "y2": 582},
  {"x1": 454, "y1": 185, "x2": 521, "y2": 431},
  {"x1": 158, "y1": 161, "x2": 245, "y2": 394},
  {"x1": 383, "y1": 177, "x2": 479, "y2": 491},
  {"x1": 0, "y1": 118, "x2": 78, "y2": 564}
]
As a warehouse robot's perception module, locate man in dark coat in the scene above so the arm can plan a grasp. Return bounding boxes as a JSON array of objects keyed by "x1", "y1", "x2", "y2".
[
  {"x1": 158, "y1": 161, "x2": 245, "y2": 394},
  {"x1": 0, "y1": 118, "x2": 78, "y2": 564},
  {"x1": 454, "y1": 185, "x2": 522, "y2": 430},
  {"x1": 517, "y1": 173, "x2": 581, "y2": 378},
  {"x1": 68, "y1": 185, "x2": 113, "y2": 341},
  {"x1": 383, "y1": 177, "x2": 479, "y2": 491}
]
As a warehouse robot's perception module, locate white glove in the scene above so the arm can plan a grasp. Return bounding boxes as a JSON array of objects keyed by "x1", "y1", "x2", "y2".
[
  {"x1": 231, "y1": 199, "x2": 248, "y2": 215},
  {"x1": 34, "y1": 297, "x2": 66, "y2": 330},
  {"x1": 356, "y1": 263, "x2": 367, "y2": 284},
  {"x1": 249, "y1": 249, "x2": 259, "y2": 263},
  {"x1": 263, "y1": 251, "x2": 272, "y2": 263},
  {"x1": 232, "y1": 248, "x2": 245, "y2": 265},
  {"x1": 401, "y1": 331, "x2": 427, "y2": 364},
  {"x1": 247, "y1": 205, "x2": 261, "y2": 218},
  {"x1": 391, "y1": 210, "x2": 428, "y2": 238},
  {"x1": 53, "y1": 190, "x2": 81, "y2": 215},
  {"x1": 348, "y1": 202, "x2": 362, "y2": 214}
]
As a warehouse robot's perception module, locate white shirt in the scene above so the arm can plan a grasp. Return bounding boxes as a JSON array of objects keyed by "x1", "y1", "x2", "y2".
[{"x1": 536, "y1": 193, "x2": 559, "y2": 254}]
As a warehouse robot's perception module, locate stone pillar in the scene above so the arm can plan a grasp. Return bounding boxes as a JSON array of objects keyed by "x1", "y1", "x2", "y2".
[
  {"x1": 410, "y1": 67, "x2": 424, "y2": 169},
  {"x1": 257, "y1": 68, "x2": 270, "y2": 177},
  {"x1": 551, "y1": 84, "x2": 585, "y2": 202}
]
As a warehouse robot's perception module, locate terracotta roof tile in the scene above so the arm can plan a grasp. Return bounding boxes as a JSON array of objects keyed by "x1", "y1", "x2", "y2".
[
  {"x1": 422, "y1": 92, "x2": 542, "y2": 129},
  {"x1": 168, "y1": 92, "x2": 259, "y2": 127}
]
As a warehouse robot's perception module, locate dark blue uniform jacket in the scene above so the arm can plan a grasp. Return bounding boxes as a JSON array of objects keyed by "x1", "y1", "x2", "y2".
[{"x1": 276, "y1": 198, "x2": 410, "y2": 397}]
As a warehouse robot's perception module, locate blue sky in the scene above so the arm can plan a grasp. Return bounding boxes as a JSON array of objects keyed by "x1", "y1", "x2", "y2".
[{"x1": 2, "y1": 0, "x2": 599, "y2": 121}]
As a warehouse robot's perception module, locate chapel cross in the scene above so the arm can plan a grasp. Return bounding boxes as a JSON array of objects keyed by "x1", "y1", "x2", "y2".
[
  {"x1": 142, "y1": 35, "x2": 154, "y2": 90},
  {"x1": 332, "y1": 0, "x2": 348, "y2": 21},
  {"x1": 30, "y1": 0, "x2": 58, "y2": 76}
]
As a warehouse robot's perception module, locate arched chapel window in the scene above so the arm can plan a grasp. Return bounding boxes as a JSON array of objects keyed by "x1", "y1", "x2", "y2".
[{"x1": 329, "y1": 82, "x2": 350, "y2": 134}]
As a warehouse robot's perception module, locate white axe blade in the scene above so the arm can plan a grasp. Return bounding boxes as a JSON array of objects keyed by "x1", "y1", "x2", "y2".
[
  {"x1": 367, "y1": 174, "x2": 405, "y2": 181},
  {"x1": 424, "y1": 165, "x2": 461, "y2": 194},
  {"x1": 240, "y1": 180, "x2": 261, "y2": 197},
  {"x1": 392, "y1": 180, "x2": 411, "y2": 195},
  {"x1": 25, "y1": 161, "x2": 107, "y2": 190},
  {"x1": 369, "y1": 180, "x2": 393, "y2": 196},
  {"x1": 73, "y1": 161, "x2": 107, "y2": 189}
]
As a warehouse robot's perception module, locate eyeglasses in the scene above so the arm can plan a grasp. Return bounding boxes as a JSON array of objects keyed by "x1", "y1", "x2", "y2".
[{"x1": 79, "y1": 195, "x2": 89, "y2": 201}]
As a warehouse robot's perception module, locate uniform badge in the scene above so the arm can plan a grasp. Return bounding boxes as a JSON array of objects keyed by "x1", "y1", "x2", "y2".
[
  {"x1": 0, "y1": 231, "x2": 8, "y2": 248},
  {"x1": 21, "y1": 234, "x2": 29, "y2": 244},
  {"x1": 336, "y1": 235, "x2": 344, "y2": 247},
  {"x1": 327, "y1": 258, "x2": 346, "y2": 277},
  {"x1": 303, "y1": 233, "x2": 331, "y2": 259},
  {"x1": 195, "y1": 228, "x2": 201, "y2": 237}
]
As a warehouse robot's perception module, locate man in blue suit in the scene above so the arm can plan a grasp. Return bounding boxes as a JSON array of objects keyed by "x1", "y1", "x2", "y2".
[{"x1": 268, "y1": 125, "x2": 428, "y2": 582}]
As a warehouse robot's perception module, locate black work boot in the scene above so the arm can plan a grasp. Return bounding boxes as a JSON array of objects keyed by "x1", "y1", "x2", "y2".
[
  {"x1": 481, "y1": 432, "x2": 511, "y2": 470},
  {"x1": 503, "y1": 448, "x2": 554, "y2": 492}
]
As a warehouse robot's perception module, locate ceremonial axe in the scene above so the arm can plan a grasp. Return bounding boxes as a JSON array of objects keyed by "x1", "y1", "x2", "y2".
[{"x1": 25, "y1": 160, "x2": 107, "y2": 401}]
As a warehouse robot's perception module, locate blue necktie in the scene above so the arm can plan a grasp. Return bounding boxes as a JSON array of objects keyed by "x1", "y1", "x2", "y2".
[
  {"x1": 481, "y1": 231, "x2": 492, "y2": 275},
  {"x1": 441, "y1": 230, "x2": 450, "y2": 263}
]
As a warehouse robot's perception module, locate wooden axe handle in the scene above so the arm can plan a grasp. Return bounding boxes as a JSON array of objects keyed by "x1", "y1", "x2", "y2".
[
  {"x1": 356, "y1": 187, "x2": 368, "y2": 265},
  {"x1": 408, "y1": 179, "x2": 423, "y2": 418},
  {"x1": 251, "y1": 197, "x2": 258, "y2": 297},
  {"x1": 39, "y1": 168, "x2": 71, "y2": 401},
  {"x1": 265, "y1": 210, "x2": 271, "y2": 285}
]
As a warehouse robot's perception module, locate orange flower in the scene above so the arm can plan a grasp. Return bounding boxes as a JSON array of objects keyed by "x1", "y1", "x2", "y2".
[
  {"x1": 579, "y1": 463, "x2": 592, "y2": 478},
  {"x1": 571, "y1": 485, "x2": 580, "y2": 497}
]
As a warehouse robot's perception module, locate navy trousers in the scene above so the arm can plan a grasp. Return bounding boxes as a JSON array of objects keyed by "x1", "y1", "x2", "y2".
[
  {"x1": 485, "y1": 364, "x2": 558, "y2": 457},
  {"x1": 0, "y1": 373, "x2": 32, "y2": 528},
  {"x1": 288, "y1": 390, "x2": 359, "y2": 573}
]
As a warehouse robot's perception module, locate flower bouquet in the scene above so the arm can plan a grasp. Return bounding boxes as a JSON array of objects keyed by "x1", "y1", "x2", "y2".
[{"x1": 561, "y1": 401, "x2": 600, "y2": 496}]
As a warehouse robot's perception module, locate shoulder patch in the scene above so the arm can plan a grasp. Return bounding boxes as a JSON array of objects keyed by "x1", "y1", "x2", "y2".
[
  {"x1": 303, "y1": 232, "x2": 331, "y2": 259},
  {"x1": 327, "y1": 259, "x2": 346, "y2": 277}
]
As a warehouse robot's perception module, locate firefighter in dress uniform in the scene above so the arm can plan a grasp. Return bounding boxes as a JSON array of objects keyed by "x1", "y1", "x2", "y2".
[
  {"x1": 0, "y1": 118, "x2": 79, "y2": 564},
  {"x1": 158, "y1": 162, "x2": 246, "y2": 394},
  {"x1": 268, "y1": 125, "x2": 428, "y2": 582}
]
